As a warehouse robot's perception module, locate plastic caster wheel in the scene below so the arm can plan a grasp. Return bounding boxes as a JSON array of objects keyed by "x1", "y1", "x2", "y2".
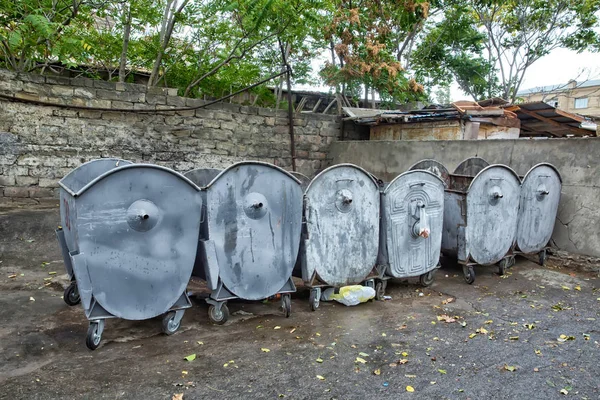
[
  {"x1": 161, "y1": 311, "x2": 181, "y2": 335},
  {"x1": 463, "y1": 265, "x2": 475, "y2": 285},
  {"x1": 208, "y1": 303, "x2": 229, "y2": 325},
  {"x1": 309, "y1": 289, "x2": 320, "y2": 311},
  {"x1": 86, "y1": 322, "x2": 102, "y2": 351},
  {"x1": 64, "y1": 282, "x2": 80, "y2": 306},
  {"x1": 375, "y1": 281, "x2": 385, "y2": 300},
  {"x1": 282, "y1": 294, "x2": 292, "y2": 318},
  {"x1": 420, "y1": 271, "x2": 435, "y2": 287},
  {"x1": 538, "y1": 250, "x2": 547, "y2": 266}
]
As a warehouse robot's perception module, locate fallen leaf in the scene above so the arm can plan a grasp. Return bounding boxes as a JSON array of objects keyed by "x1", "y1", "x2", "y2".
[
  {"x1": 316, "y1": 375, "x2": 325, "y2": 380},
  {"x1": 504, "y1": 365, "x2": 516, "y2": 372},
  {"x1": 172, "y1": 393, "x2": 183, "y2": 400},
  {"x1": 574, "y1": 286, "x2": 581, "y2": 291},
  {"x1": 274, "y1": 326, "x2": 281, "y2": 330},
  {"x1": 405, "y1": 374, "x2": 416, "y2": 378},
  {"x1": 382, "y1": 333, "x2": 387, "y2": 337},
  {"x1": 478, "y1": 328, "x2": 489, "y2": 335},
  {"x1": 534, "y1": 367, "x2": 539, "y2": 372},
  {"x1": 183, "y1": 354, "x2": 196, "y2": 362},
  {"x1": 261, "y1": 348, "x2": 270, "y2": 352},
  {"x1": 48, "y1": 271, "x2": 57, "y2": 275},
  {"x1": 560, "y1": 389, "x2": 568, "y2": 395},
  {"x1": 289, "y1": 328, "x2": 296, "y2": 334},
  {"x1": 373, "y1": 369, "x2": 381, "y2": 376},
  {"x1": 359, "y1": 352, "x2": 369, "y2": 357},
  {"x1": 509, "y1": 336, "x2": 519, "y2": 340},
  {"x1": 535, "y1": 349, "x2": 542, "y2": 356},
  {"x1": 316, "y1": 357, "x2": 323, "y2": 363},
  {"x1": 181, "y1": 371, "x2": 188, "y2": 375},
  {"x1": 401, "y1": 352, "x2": 409, "y2": 357},
  {"x1": 8, "y1": 274, "x2": 16, "y2": 279},
  {"x1": 442, "y1": 298, "x2": 455, "y2": 305},
  {"x1": 316, "y1": 333, "x2": 321, "y2": 336},
  {"x1": 256, "y1": 325, "x2": 263, "y2": 329},
  {"x1": 196, "y1": 341, "x2": 204, "y2": 345},
  {"x1": 437, "y1": 315, "x2": 456, "y2": 323},
  {"x1": 29, "y1": 297, "x2": 35, "y2": 302},
  {"x1": 524, "y1": 324, "x2": 535, "y2": 330},
  {"x1": 351, "y1": 344, "x2": 357, "y2": 348},
  {"x1": 355, "y1": 357, "x2": 367, "y2": 364},
  {"x1": 438, "y1": 369, "x2": 447, "y2": 374},
  {"x1": 469, "y1": 333, "x2": 477, "y2": 339},
  {"x1": 398, "y1": 359, "x2": 409, "y2": 364},
  {"x1": 484, "y1": 320, "x2": 493, "y2": 324},
  {"x1": 406, "y1": 385, "x2": 415, "y2": 392},
  {"x1": 26, "y1": 239, "x2": 35, "y2": 243},
  {"x1": 557, "y1": 334, "x2": 575, "y2": 342},
  {"x1": 561, "y1": 286, "x2": 570, "y2": 291}
]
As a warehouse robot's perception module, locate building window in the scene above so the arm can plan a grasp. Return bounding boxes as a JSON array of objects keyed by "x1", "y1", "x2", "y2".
[{"x1": 574, "y1": 97, "x2": 588, "y2": 109}]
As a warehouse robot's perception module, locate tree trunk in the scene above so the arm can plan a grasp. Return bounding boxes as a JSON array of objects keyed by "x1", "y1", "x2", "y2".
[{"x1": 118, "y1": 4, "x2": 133, "y2": 83}]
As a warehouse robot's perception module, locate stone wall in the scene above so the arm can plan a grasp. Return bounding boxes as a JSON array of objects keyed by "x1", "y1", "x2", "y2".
[
  {"x1": 330, "y1": 138, "x2": 600, "y2": 258},
  {"x1": 0, "y1": 69, "x2": 340, "y2": 204}
]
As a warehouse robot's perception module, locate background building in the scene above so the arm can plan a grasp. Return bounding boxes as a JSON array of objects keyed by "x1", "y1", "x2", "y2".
[{"x1": 518, "y1": 79, "x2": 600, "y2": 118}]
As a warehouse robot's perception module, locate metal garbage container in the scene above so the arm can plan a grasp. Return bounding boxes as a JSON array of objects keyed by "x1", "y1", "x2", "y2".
[
  {"x1": 409, "y1": 159, "x2": 450, "y2": 187},
  {"x1": 56, "y1": 159, "x2": 202, "y2": 349},
  {"x1": 290, "y1": 171, "x2": 311, "y2": 192},
  {"x1": 516, "y1": 163, "x2": 561, "y2": 265},
  {"x1": 453, "y1": 157, "x2": 489, "y2": 176},
  {"x1": 377, "y1": 169, "x2": 445, "y2": 289},
  {"x1": 441, "y1": 164, "x2": 521, "y2": 283},
  {"x1": 295, "y1": 164, "x2": 380, "y2": 311},
  {"x1": 187, "y1": 161, "x2": 303, "y2": 324}
]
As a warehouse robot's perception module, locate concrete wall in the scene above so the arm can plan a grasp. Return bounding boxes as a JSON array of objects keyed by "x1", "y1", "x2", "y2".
[
  {"x1": 330, "y1": 138, "x2": 600, "y2": 258},
  {"x1": 0, "y1": 69, "x2": 339, "y2": 204}
]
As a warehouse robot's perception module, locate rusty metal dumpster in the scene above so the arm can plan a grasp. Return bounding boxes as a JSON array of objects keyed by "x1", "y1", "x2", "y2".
[
  {"x1": 378, "y1": 170, "x2": 445, "y2": 288},
  {"x1": 516, "y1": 163, "x2": 562, "y2": 265},
  {"x1": 189, "y1": 162, "x2": 303, "y2": 324},
  {"x1": 56, "y1": 160, "x2": 202, "y2": 349},
  {"x1": 295, "y1": 164, "x2": 380, "y2": 311},
  {"x1": 441, "y1": 164, "x2": 521, "y2": 283}
]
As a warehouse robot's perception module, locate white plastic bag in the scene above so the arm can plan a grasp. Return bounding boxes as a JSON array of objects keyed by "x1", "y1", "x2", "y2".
[{"x1": 321, "y1": 285, "x2": 375, "y2": 306}]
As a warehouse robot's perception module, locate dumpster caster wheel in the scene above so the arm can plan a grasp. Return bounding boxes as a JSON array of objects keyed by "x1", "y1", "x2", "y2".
[
  {"x1": 375, "y1": 281, "x2": 386, "y2": 300},
  {"x1": 498, "y1": 258, "x2": 508, "y2": 276},
  {"x1": 309, "y1": 289, "x2": 320, "y2": 311},
  {"x1": 208, "y1": 304, "x2": 229, "y2": 325},
  {"x1": 420, "y1": 271, "x2": 435, "y2": 287},
  {"x1": 463, "y1": 266, "x2": 475, "y2": 285},
  {"x1": 538, "y1": 250, "x2": 547, "y2": 266},
  {"x1": 282, "y1": 294, "x2": 292, "y2": 318},
  {"x1": 64, "y1": 282, "x2": 80, "y2": 306},
  {"x1": 161, "y1": 311, "x2": 181, "y2": 335},
  {"x1": 86, "y1": 322, "x2": 103, "y2": 351}
]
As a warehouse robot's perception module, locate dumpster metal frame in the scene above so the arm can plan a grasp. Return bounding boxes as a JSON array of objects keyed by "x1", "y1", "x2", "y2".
[
  {"x1": 442, "y1": 164, "x2": 521, "y2": 284},
  {"x1": 56, "y1": 160, "x2": 202, "y2": 349},
  {"x1": 191, "y1": 161, "x2": 302, "y2": 324},
  {"x1": 514, "y1": 163, "x2": 562, "y2": 265},
  {"x1": 295, "y1": 163, "x2": 382, "y2": 311},
  {"x1": 377, "y1": 169, "x2": 446, "y2": 289}
]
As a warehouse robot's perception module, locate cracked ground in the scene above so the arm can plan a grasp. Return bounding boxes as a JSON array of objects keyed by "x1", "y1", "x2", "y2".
[{"x1": 1, "y1": 207, "x2": 600, "y2": 399}]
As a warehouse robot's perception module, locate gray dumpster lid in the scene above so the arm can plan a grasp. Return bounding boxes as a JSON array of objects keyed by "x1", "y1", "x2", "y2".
[
  {"x1": 206, "y1": 161, "x2": 301, "y2": 188},
  {"x1": 468, "y1": 164, "x2": 521, "y2": 192},
  {"x1": 408, "y1": 159, "x2": 450, "y2": 187},
  {"x1": 521, "y1": 162, "x2": 562, "y2": 184},
  {"x1": 60, "y1": 162, "x2": 201, "y2": 197},
  {"x1": 454, "y1": 157, "x2": 490, "y2": 176},
  {"x1": 306, "y1": 163, "x2": 379, "y2": 192},
  {"x1": 59, "y1": 158, "x2": 133, "y2": 196}
]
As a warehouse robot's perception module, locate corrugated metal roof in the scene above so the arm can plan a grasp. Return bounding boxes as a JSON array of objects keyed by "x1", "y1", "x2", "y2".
[
  {"x1": 504, "y1": 102, "x2": 596, "y2": 137},
  {"x1": 518, "y1": 79, "x2": 600, "y2": 96}
]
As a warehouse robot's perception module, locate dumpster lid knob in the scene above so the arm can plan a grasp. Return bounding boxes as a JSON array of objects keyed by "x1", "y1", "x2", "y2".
[{"x1": 127, "y1": 199, "x2": 160, "y2": 232}]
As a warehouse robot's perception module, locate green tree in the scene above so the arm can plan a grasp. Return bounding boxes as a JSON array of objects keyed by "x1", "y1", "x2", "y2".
[{"x1": 414, "y1": 0, "x2": 600, "y2": 102}]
